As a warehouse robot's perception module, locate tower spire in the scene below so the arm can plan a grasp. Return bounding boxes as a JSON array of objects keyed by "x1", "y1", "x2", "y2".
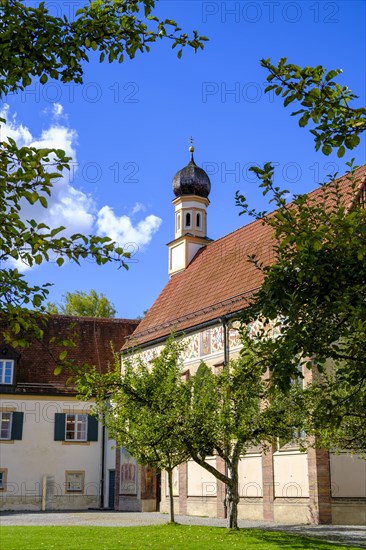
[
  {"x1": 189, "y1": 136, "x2": 195, "y2": 161},
  {"x1": 168, "y1": 144, "x2": 212, "y2": 277}
]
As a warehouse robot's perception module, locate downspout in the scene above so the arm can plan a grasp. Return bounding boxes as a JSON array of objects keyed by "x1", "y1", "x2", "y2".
[
  {"x1": 220, "y1": 316, "x2": 229, "y2": 519},
  {"x1": 100, "y1": 420, "x2": 106, "y2": 508},
  {"x1": 221, "y1": 316, "x2": 229, "y2": 368}
]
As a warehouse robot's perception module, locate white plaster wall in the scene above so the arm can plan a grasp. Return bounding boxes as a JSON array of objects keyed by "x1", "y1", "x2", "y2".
[
  {"x1": 238, "y1": 502, "x2": 263, "y2": 521},
  {"x1": 186, "y1": 498, "x2": 217, "y2": 517},
  {"x1": 274, "y1": 502, "x2": 311, "y2": 524},
  {"x1": 332, "y1": 502, "x2": 366, "y2": 525},
  {"x1": 170, "y1": 242, "x2": 185, "y2": 272},
  {"x1": 238, "y1": 455, "x2": 263, "y2": 498},
  {"x1": 175, "y1": 199, "x2": 207, "y2": 210},
  {"x1": 0, "y1": 396, "x2": 101, "y2": 510},
  {"x1": 273, "y1": 452, "x2": 309, "y2": 498},
  {"x1": 187, "y1": 459, "x2": 217, "y2": 498},
  {"x1": 103, "y1": 437, "x2": 116, "y2": 508},
  {"x1": 105, "y1": 437, "x2": 116, "y2": 470},
  {"x1": 187, "y1": 242, "x2": 204, "y2": 264},
  {"x1": 330, "y1": 453, "x2": 366, "y2": 498},
  {"x1": 165, "y1": 466, "x2": 179, "y2": 497}
]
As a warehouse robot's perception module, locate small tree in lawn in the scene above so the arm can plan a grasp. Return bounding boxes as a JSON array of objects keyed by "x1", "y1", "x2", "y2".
[
  {"x1": 77, "y1": 335, "x2": 189, "y2": 523},
  {"x1": 181, "y1": 336, "x2": 302, "y2": 530},
  {"x1": 77, "y1": 333, "x2": 301, "y2": 529}
]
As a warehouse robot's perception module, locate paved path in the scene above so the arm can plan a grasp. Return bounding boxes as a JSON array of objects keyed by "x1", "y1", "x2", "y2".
[{"x1": 1, "y1": 511, "x2": 365, "y2": 548}]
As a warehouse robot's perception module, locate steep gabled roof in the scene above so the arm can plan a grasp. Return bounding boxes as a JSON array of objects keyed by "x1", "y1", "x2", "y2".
[{"x1": 125, "y1": 165, "x2": 366, "y2": 348}]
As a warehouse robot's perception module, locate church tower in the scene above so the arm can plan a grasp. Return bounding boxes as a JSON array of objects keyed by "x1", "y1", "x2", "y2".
[{"x1": 168, "y1": 145, "x2": 212, "y2": 277}]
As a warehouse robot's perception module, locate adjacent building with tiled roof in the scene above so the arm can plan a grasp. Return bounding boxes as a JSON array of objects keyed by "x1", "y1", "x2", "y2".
[
  {"x1": 121, "y1": 157, "x2": 366, "y2": 525},
  {"x1": 0, "y1": 315, "x2": 139, "y2": 511}
]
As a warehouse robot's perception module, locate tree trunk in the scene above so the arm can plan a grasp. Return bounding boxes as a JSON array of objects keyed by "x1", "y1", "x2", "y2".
[
  {"x1": 167, "y1": 468, "x2": 175, "y2": 523},
  {"x1": 226, "y1": 462, "x2": 240, "y2": 530}
]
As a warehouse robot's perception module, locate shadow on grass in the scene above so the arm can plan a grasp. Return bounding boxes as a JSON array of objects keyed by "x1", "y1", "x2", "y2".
[{"x1": 242, "y1": 529, "x2": 363, "y2": 549}]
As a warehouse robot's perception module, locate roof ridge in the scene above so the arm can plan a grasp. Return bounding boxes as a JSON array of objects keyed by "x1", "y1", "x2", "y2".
[
  {"x1": 46, "y1": 314, "x2": 139, "y2": 323},
  {"x1": 127, "y1": 163, "x2": 366, "y2": 348},
  {"x1": 213, "y1": 164, "x2": 366, "y2": 246}
]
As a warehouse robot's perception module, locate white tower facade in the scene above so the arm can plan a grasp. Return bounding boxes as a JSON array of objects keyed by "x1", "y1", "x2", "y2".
[{"x1": 168, "y1": 147, "x2": 212, "y2": 277}]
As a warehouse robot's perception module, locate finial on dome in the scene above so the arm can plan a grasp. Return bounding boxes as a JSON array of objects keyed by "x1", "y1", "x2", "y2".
[
  {"x1": 189, "y1": 136, "x2": 195, "y2": 160},
  {"x1": 172, "y1": 140, "x2": 211, "y2": 199}
]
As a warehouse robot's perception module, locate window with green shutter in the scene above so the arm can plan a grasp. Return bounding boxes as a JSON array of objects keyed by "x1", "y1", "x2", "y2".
[
  {"x1": 54, "y1": 413, "x2": 98, "y2": 442},
  {"x1": 11, "y1": 412, "x2": 24, "y2": 440},
  {"x1": 87, "y1": 415, "x2": 98, "y2": 441},
  {"x1": 0, "y1": 411, "x2": 23, "y2": 440},
  {"x1": 54, "y1": 413, "x2": 66, "y2": 441}
]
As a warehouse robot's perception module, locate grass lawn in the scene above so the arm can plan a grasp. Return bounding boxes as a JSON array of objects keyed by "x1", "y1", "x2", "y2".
[{"x1": 0, "y1": 525, "x2": 361, "y2": 550}]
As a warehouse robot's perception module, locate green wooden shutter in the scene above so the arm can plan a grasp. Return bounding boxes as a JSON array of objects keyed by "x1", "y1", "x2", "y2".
[
  {"x1": 11, "y1": 412, "x2": 24, "y2": 440},
  {"x1": 87, "y1": 415, "x2": 98, "y2": 442},
  {"x1": 54, "y1": 413, "x2": 66, "y2": 441}
]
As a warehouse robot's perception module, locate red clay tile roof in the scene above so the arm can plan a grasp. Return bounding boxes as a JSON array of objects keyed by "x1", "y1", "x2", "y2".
[
  {"x1": 125, "y1": 165, "x2": 366, "y2": 348},
  {"x1": 1, "y1": 316, "x2": 139, "y2": 394}
]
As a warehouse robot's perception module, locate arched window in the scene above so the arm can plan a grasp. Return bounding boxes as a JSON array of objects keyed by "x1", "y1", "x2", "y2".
[
  {"x1": 185, "y1": 212, "x2": 191, "y2": 228},
  {"x1": 196, "y1": 213, "x2": 201, "y2": 228}
]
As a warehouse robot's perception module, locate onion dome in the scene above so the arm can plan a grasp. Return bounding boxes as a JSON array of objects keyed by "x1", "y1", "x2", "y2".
[{"x1": 172, "y1": 146, "x2": 211, "y2": 198}]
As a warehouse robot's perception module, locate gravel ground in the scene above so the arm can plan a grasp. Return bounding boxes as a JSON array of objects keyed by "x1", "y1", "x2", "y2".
[{"x1": 0, "y1": 511, "x2": 365, "y2": 548}]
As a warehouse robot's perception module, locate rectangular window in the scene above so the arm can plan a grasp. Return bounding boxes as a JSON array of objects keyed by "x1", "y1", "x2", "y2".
[
  {"x1": 0, "y1": 469, "x2": 7, "y2": 491},
  {"x1": 0, "y1": 412, "x2": 12, "y2": 440},
  {"x1": 65, "y1": 471, "x2": 84, "y2": 493},
  {"x1": 65, "y1": 414, "x2": 87, "y2": 441},
  {"x1": 54, "y1": 413, "x2": 98, "y2": 442},
  {"x1": 0, "y1": 360, "x2": 14, "y2": 384}
]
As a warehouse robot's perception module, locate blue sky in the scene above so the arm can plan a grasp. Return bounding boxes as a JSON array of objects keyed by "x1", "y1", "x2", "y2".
[{"x1": 2, "y1": 0, "x2": 366, "y2": 318}]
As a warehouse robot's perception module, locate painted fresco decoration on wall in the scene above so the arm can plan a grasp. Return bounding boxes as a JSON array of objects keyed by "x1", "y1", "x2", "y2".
[
  {"x1": 248, "y1": 317, "x2": 283, "y2": 340},
  {"x1": 183, "y1": 333, "x2": 200, "y2": 360},
  {"x1": 120, "y1": 448, "x2": 138, "y2": 495},
  {"x1": 200, "y1": 330, "x2": 211, "y2": 356},
  {"x1": 137, "y1": 345, "x2": 163, "y2": 365},
  {"x1": 229, "y1": 321, "x2": 241, "y2": 347},
  {"x1": 135, "y1": 322, "x2": 245, "y2": 366},
  {"x1": 211, "y1": 326, "x2": 223, "y2": 353}
]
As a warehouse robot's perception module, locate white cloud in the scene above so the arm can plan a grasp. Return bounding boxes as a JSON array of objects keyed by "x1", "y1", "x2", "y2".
[
  {"x1": 42, "y1": 102, "x2": 65, "y2": 121},
  {"x1": 97, "y1": 206, "x2": 162, "y2": 249},
  {"x1": 0, "y1": 104, "x2": 33, "y2": 145},
  {"x1": 130, "y1": 202, "x2": 146, "y2": 216},
  {"x1": 1, "y1": 105, "x2": 92, "y2": 237},
  {"x1": 53, "y1": 103, "x2": 63, "y2": 118},
  {"x1": 1, "y1": 105, "x2": 162, "y2": 271}
]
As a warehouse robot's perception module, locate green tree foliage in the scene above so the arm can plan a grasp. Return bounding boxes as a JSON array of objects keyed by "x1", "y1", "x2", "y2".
[
  {"x1": 0, "y1": 0, "x2": 207, "y2": 345},
  {"x1": 77, "y1": 336, "x2": 190, "y2": 523},
  {"x1": 235, "y1": 59, "x2": 366, "y2": 453},
  {"x1": 47, "y1": 289, "x2": 117, "y2": 318},
  {"x1": 77, "y1": 335, "x2": 302, "y2": 530},
  {"x1": 181, "y1": 339, "x2": 301, "y2": 530},
  {"x1": 262, "y1": 58, "x2": 366, "y2": 157},
  {"x1": 0, "y1": 0, "x2": 208, "y2": 94}
]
